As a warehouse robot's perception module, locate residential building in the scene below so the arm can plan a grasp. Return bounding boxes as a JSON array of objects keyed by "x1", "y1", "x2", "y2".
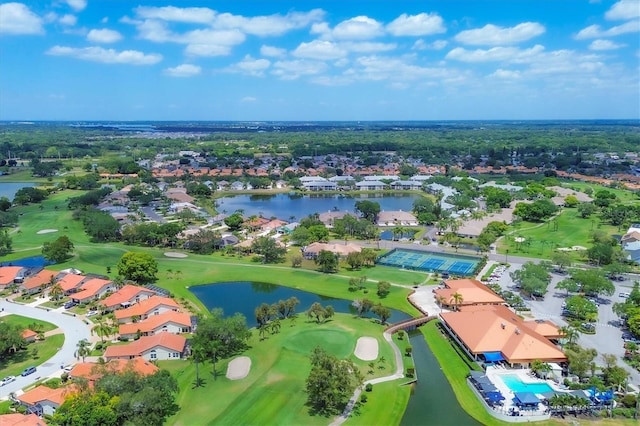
[
  {"x1": 355, "y1": 180, "x2": 386, "y2": 191},
  {"x1": 70, "y1": 278, "x2": 113, "y2": 304},
  {"x1": 20, "y1": 269, "x2": 57, "y2": 295},
  {"x1": 100, "y1": 284, "x2": 157, "y2": 311},
  {"x1": 0, "y1": 413, "x2": 47, "y2": 426},
  {"x1": 69, "y1": 357, "x2": 158, "y2": 385},
  {"x1": 56, "y1": 273, "x2": 86, "y2": 295},
  {"x1": 303, "y1": 242, "x2": 362, "y2": 259},
  {"x1": 0, "y1": 266, "x2": 26, "y2": 289},
  {"x1": 390, "y1": 180, "x2": 422, "y2": 190},
  {"x1": 377, "y1": 210, "x2": 418, "y2": 227},
  {"x1": 118, "y1": 311, "x2": 192, "y2": 340},
  {"x1": 17, "y1": 385, "x2": 76, "y2": 417},
  {"x1": 114, "y1": 296, "x2": 180, "y2": 324},
  {"x1": 103, "y1": 333, "x2": 187, "y2": 361}
]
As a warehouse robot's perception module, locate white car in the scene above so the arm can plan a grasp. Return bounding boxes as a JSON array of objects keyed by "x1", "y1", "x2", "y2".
[
  {"x1": 86, "y1": 311, "x2": 99, "y2": 318},
  {"x1": 0, "y1": 376, "x2": 16, "y2": 386}
]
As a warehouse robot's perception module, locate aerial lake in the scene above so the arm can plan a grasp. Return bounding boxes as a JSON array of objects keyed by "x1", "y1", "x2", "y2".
[
  {"x1": 0, "y1": 182, "x2": 35, "y2": 200},
  {"x1": 216, "y1": 193, "x2": 422, "y2": 220}
]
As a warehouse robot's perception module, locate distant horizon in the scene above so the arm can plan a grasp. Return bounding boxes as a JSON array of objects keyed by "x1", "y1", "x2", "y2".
[
  {"x1": 1, "y1": 1, "x2": 638, "y2": 120},
  {"x1": 1, "y1": 118, "x2": 639, "y2": 123}
]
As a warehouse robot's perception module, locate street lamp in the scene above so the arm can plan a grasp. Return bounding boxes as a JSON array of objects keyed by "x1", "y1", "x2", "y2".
[{"x1": 505, "y1": 249, "x2": 509, "y2": 264}]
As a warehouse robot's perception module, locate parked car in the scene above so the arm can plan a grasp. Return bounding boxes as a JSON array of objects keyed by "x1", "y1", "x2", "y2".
[
  {"x1": 86, "y1": 310, "x2": 99, "y2": 318},
  {"x1": 64, "y1": 300, "x2": 77, "y2": 309},
  {"x1": 0, "y1": 376, "x2": 16, "y2": 386},
  {"x1": 619, "y1": 292, "x2": 630, "y2": 298},
  {"x1": 21, "y1": 366, "x2": 36, "y2": 377}
]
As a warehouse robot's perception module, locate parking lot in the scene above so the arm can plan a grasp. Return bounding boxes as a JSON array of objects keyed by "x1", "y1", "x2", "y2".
[{"x1": 493, "y1": 262, "x2": 640, "y2": 387}]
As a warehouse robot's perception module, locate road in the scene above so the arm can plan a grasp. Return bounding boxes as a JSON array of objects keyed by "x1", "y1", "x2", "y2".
[{"x1": 0, "y1": 298, "x2": 92, "y2": 398}]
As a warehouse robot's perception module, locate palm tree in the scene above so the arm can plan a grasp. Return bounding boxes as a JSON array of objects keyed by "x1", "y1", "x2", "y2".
[
  {"x1": 450, "y1": 292, "x2": 464, "y2": 311},
  {"x1": 91, "y1": 318, "x2": 114, "y2": 343},
  {"x1": 48, "y1": 282, "x2": 63, "y2": 302},
  {"x1": 191, "y1": 340, "x2": 207, "y2": 388},
  {"x1": 559, "y1": 325, "x2": 579, "y2": 346},
  {"x1": 75, "y1": 339, "x2": 91, "y2": 362}
]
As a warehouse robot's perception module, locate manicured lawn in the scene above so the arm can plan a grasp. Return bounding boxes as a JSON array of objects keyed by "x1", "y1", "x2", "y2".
[
  {"x1": 497, "y1": 208, "x2": 618, "y2": 261},
  {"x1": 1, "y1": 314, "x2": 57, "y2": 333},
  {"x1": 161, "y1": 313, "x2": 405, "y2": 425},
  {"x1": 0, "y1": 334, "x2": 64, "y2": 377},
  {"x1": 344, "y1": 378, "x2": 412, "y2": 426}
]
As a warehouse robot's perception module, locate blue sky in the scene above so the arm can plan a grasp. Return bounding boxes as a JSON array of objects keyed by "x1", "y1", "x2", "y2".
[{"x1": 0, "y1": 0, "x2": 638, "y2": 121}]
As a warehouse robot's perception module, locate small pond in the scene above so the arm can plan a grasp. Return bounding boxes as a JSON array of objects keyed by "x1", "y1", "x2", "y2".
[
  {"x1": 0, "y1": 255, "x2": 52, "y2": 268},
  {"x1": 0, "y1": 182, "x2": 36, "y2": 200}
]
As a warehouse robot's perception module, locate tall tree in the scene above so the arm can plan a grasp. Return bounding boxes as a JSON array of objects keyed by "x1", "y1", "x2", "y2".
[
  {"x1": 42, "y1": 235, "x2": 74, "y2": 263},
  {"x1": 305, "y1": 346, "x2": 363, "y2": 416},
  {"x1": 117, "y1": 252, "x2": 158, "y2": 283},
  {"x1": 316, "y1": 250, "x2": 339, "y2": 273}
]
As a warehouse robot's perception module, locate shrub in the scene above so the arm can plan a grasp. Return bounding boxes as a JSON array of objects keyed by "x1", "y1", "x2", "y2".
[
  {"x1": 365, "y1": 383, "x2": 373, "y2": 392},
  {"x1": 405, "y1": 346, "x2": 413, "y2": 356},
  {"x1": 360, "y1": 394, "x2": 368, "y2": 403},
  {"x1": 406, "y1": 367, "x2": 415, "y2": 377}
]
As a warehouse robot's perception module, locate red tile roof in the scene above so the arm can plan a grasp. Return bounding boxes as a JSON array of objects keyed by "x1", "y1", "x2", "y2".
[
  {"x1": 434, "y1": 279, "x2": 505, "y2": 306},
  {"x1": 0, "y1": 413, "x2": 47, "y2": 426},
  {"x1": 0, "y1": 266, "x2": 24, "y2": 285},
  {"x1": 100, "y1": 284, "x2": 157, "y2": 309},
  {"x1": 18, "y1": 385, "x2": 76, "y2": 406},
  {"x1": 104, "y1": 333, "x2": 186, "y2": 358},
  {"x1": 69, "y1": 357, "x2": 159, "y2": 382},
  {"x1": 57, "y1": 273, "x2": 86, "y2": 292},
  {"x1": 72, "y1": 278, "x2": 112, "y2": 301},
  {"x1": 22, "y1": 269, "x2": 57, "y2": 290},
  {"x1": 114, "y1": 296, "x2": 180, "y2": 320},
  {"x1": 119, "y1": 311, "x2": 191, "y2": 336}
]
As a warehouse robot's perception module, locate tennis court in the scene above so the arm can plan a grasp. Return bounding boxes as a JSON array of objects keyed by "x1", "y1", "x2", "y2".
[{"x1": 376, "y1": 249, "x2": 480, "y2": 276}]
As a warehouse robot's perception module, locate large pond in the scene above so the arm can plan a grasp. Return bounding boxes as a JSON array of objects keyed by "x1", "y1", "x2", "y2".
[
  {"x1": 191, "y1": 281, "x2": 476, "y2": 423},
  {"x1": 216, "y1": 193, "x2": 421, "y2": 220},
  {"x1": 0, "y1": 182, "x2": 35, "y2": 200},
  {"x1": 190, "y1": 281, "x2": 411, "y2": 326}
]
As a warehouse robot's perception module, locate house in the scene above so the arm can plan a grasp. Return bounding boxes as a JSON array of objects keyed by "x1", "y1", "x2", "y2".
[
  {"x1": 20, "y1": 269, "x2": 57, "y2": 295},
  {"x1": 17, "y1": 385, "x2": 76, "y2": 417},
  {"x1": 69, "y1": 357, "x2": 158, "y2": 385},
  {"x1": 104, "y1": 333, "x2": 187, "y2": 361},
  {"x1": 362, "y1": 175, "x2": 399, "y2": 181},
  {"x1": 434, "y1": 279, "x2": 505, "y2": 309},
  {"x1": 118, "y1": 311, "x2": 192, "y2": 340},
  {"x1": 100, "y1": 284, "x2": 158, "y2": 311},
  {"x1": 377, "y1": 211, "x2": 418, "y2": 227},
  {"x1": 70, "y1": 278, "x2": 113, "y2": 304},
  {"x1": 114, "y1": 296, "x2": 180, "y2": 324},
  {"x1": 318, "y1": 211, "x2": 357, "y2": 228},
  {"x1": 22, "y1": 329, "x2": 38, "y2": 343},
  {"x1": 439, "y1": 304, "x2": 567, "y2": 366},
  {"x1": 303, "y1": 242, "x2": 362, "y2": 259},
  {"x1": 0, "y1": 266, "x2": 26, "y2": 289},
  {"x1": 0, "y1": 413, "x2": 47, "y2": 426},
  {"x1": 56, "y1": 273, "x2": 86, "y2": 295},
  {"x1": 355, "y1": 180, "x2": 386, "y2": 191},
  {"x1": 622, "y1": 224, "x2": 640, "y2": 262},
  {"x1": 302, "y1": 179, "x2": 337, "y2": 191},
  {"x1": 390, "y1": 180, "x2": 422, "y2": 191}
]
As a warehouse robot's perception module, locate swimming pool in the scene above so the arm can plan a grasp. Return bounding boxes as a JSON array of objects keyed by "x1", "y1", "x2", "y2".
[
  {"x1": 500, "y1": 375, "x2": 553, "y2": 394},
  {"x1": 376, "y1": 248, "x2": 480, "y2": 276}
]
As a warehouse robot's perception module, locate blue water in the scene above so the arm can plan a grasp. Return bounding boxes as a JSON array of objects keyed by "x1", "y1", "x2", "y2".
[
  {"x1": 0, "y1": 256, "x2": 52, "y2": 268},
  {"x1": 500, "y1": 375, "x2": 552, "y2": 394},
  {"x1": 0, "y1": 182, "x2": 35, "y2": 200},
  {"x1": 190, "y1": 281, "x2": 411, "y2": 326},
  {"x1": 216, "y1": 193, "x2": 420, "y2": 220}
]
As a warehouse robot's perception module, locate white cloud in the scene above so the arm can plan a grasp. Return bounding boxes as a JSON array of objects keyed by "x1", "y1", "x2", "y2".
[
  {"x1": 214, "y1": 9, "x2": 325, "y2": 36},
  {"x1": 446, "y1": 45, "x2": 545, "y2": 62},
  {"x1": 260, "y1": 45, "x2": 286, "y2": 58},
  {"x1": 0, "y1": 3, "x2": 44, "y2": 35},
  {"x1": 241, "y1": 96, "x2": 257, "y2": 102},
  {"x1": 313, "y1": 16, "x2": 384, "y2": 40},
  {"x1": 489, "y1": 69, "x2": 522, "y2": 79},
  {"x1": 340, "y1": 41, "x2": 397, "y2": 53},
  {"x1": 386, "y1": 13, "x2": 446, "y2": 36},
  {"x1": 226, "y1": 55, "x2": 271, "y2": 76},
  {"x1": 272, "y1": 59, "x2": 327, "y2": 80},
  {"x1": 46, "y1": 45, "x2": 162, "y2": 65},
  {"x1": 589, "y1": 39, "x2": 626, "y2": 50},
  {"x1": 65, "y1": 0, "x2": 87, "y2": 12},
  {"x1": 185, "y1": 44, "x2": 232, "y2": 57},
  {"x1": 343, "y1": 55, "x2": 452, "y2": 84},
  {"x1": 293, "y1": 40, "x2": 347, "y2": 60},
  {"x1": 101, "y1": 17, "x2": 108, "y2": 24},
  {"x1": 163, "y1": 64, "x2": 201, "y2": 77},
  {"x1": 87, "y1": 28, "x2": 122, "y2": 44},
  {"x1": 605, "y1": 0, "x2": 640, "y2": 20},
  {"x1": 455, "y1": 22, "x2": 545, "y2": 45},
  {"x1": 575, "y1": 20, "x2": 640, "y2": 39},
  {"x1": 135, "y1": 6, "x2": 216, "y2": 24},
  {"x1": 412, "y1": 39, "x2": 448, "y2": 50},
  {"x1": 59, "y1": 14, "x2": 77, "y2": 26}
]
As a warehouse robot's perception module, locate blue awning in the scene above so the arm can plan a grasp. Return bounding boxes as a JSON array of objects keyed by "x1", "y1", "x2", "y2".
[
  {"x1": 514, "y1": 392, "x2": 540, "y2": 405},
  {"x1": 483, "y1": 352, "x2": 504, "y2": 362}
]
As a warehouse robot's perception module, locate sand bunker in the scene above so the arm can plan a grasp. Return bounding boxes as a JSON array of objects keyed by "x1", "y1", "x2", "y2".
[
  {"x1": 226, "y1": 356, "x2": 251, "y2": 380},
  {"x1": 354, "y1": 336, "x2": 379, "y2": 361},
  {"x1": 37, "y1": 229, "x2": 58, "y2": 234},
  {"x1": 164, "y1": 252, "x2": 188, "y2": 258}
]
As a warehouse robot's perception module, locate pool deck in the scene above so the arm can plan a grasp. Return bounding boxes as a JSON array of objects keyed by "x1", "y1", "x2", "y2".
[{"x1": 483, "y1": 365, "x2": 559, "y2": 419}]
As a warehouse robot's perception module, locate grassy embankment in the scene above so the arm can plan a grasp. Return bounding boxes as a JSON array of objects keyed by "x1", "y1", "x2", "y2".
[{"x1": 160, "y1": 312, "x2": 410, "y2": 426}]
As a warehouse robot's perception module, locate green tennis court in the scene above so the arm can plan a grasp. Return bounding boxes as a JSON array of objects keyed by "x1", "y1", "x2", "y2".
[{"x1": 376, "y1": 248, "x2": 480, "y2": 276}]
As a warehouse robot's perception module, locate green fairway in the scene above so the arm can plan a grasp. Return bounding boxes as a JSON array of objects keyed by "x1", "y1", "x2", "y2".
[
  {"x1": 161, "y1": 313, "x2": 404, "y2": 426},
  {"x1": 497, "y1": 208, "x2": 618, "y2": 260}
]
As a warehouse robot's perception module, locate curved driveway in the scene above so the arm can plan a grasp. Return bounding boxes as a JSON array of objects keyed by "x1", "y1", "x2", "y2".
[{"x1": 0, "y1": 299, "x2": 92, "y2": 398}]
